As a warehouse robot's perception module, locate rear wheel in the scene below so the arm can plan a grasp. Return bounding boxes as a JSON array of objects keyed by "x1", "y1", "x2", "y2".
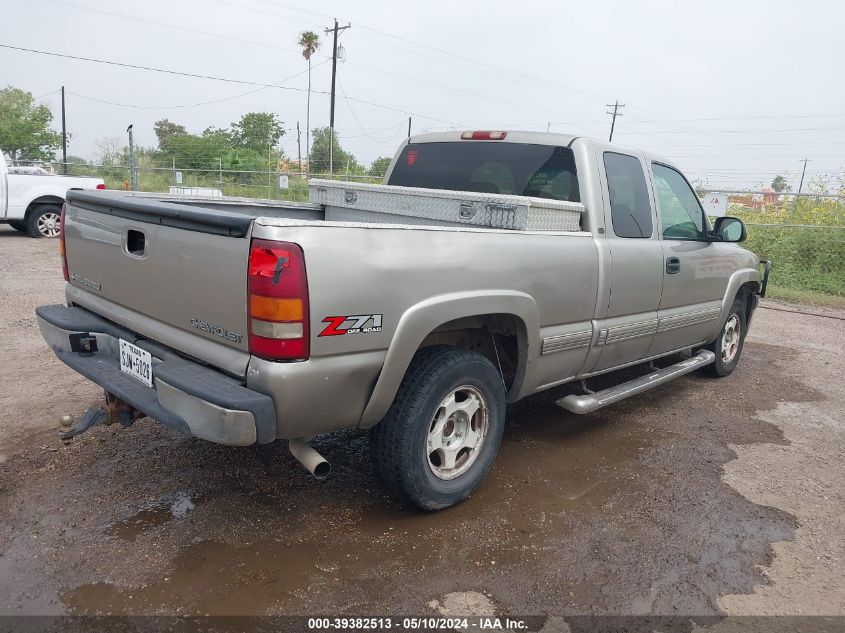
[
  {"x1": 370, "y1": 346, "x2": 506, "y2": 511},
  {"x1": 27, "y1": 205, "x2": 63, "y2": 238},
  {"x1": 708, "y1": 297, "x2": 746, "y2": 377}
]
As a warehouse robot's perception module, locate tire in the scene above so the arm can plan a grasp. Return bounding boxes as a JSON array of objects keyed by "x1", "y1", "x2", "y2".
[
  {"x1": 708, "y1": 296, "x2": 746, "y2": 377},
  {"x1": 26, "y1": 205, "x2": 63, "y2": 238},
  {"x1": 8, "y1": 220, "x2": 27, "y2": 233},
  {"x1": 370, "y1": 345, "x2": 506, "y2": 511}
]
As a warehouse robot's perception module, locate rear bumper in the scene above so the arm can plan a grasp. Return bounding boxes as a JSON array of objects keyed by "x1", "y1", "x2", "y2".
[{"x1": 36, "y1": 304, "x2": 276, "y2": 446}]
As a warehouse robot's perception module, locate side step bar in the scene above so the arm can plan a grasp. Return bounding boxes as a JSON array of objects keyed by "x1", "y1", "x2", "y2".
[{"x1": 557, "y1": 350, "x2": 716, "y2": 414}]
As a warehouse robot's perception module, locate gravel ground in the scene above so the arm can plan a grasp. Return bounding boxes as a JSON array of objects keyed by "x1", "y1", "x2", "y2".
[{"x1": 0, "y1": 225, "x2": 842, "y2": 619}]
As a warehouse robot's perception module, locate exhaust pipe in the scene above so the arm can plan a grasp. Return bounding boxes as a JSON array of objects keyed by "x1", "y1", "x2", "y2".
[{"x1": 289, "y1": 439, "x2": 331, "y2": 480}]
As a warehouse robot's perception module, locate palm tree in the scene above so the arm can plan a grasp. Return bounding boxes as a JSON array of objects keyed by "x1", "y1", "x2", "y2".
[{"x1": 298, "y1": 31, "x2": 321, "y2": 175}]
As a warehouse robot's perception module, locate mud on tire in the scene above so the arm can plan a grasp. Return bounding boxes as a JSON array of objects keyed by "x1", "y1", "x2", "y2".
[{"x1": 370, "y1": 345, "x2": 506, "y2": 511}]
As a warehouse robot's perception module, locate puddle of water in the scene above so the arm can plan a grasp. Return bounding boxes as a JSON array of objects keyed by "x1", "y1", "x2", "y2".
[
  {"x1": 62, "y1": 538, "x2": 379, "y2": 615},
  {"x1": 107, "y1": 491, "x2": 197, "y2": 541}
]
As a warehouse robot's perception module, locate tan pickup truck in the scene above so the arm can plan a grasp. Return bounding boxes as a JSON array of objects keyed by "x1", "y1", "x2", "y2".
[{"x1": 37, "y1": 131, "x2": 769, "y2": 509}]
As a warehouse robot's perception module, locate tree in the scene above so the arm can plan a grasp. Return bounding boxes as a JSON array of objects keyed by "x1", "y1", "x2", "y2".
[
  {"x1": 0, "y1": 87, "x2": 62, "y2": 161},
  {"x1": 298, "y1": 31, "x2": 321, "y2": 172},
  {"x1": 153, "y1": 119, "x2": 187, "y2": 148},
  {"x1": 771, "y1": 175, "x2": 791, "y2": 193},
  {"x1": 309, "y1": 127, "x2": 358, "y2": 175},
  {"x1": 369, "y1": 156, "x2": 392, "y2": 178},
  {"x1": 231, "y1": 112, "x2": 285, "y2": 154},
  {"x1": 96, "y1": 137, "x2": 123, "y2": 165},
  {"x1": 160, "y1": 131, "x2": 231, "y2": 171}
]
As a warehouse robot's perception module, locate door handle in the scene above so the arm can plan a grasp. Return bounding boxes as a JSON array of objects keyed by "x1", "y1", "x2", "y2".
[{"x1": 666, "y1": 256, "x2": 681, "y2": 274}]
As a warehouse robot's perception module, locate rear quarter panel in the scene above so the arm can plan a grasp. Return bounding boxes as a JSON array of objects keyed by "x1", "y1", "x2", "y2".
[{"x1": 252, "y1": 219, "x2": 600, "y2": 426}]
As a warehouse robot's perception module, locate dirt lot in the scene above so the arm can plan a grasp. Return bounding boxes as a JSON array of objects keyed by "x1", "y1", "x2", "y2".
[{"x1": 1, "y1": 225, "x2": 843, "y2": 619}]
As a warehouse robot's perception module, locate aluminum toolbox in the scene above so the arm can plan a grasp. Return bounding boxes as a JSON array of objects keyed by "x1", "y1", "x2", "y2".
[{"x1": 308, "y1": 179, "x2": 584, "y2": 232}]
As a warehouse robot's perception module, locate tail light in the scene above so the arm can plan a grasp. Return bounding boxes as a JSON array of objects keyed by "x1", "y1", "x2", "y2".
[
  {"x1": 95, "y1": 183, "x2": 106, "y2": 190},
  {"x1": 248, "y1": 239, "x2": 309, "y2": 361},
  {"x1": 59, "y1": 204, "x2": 69, "y2": 281},
  {"x1": 460, "y1": 131, "x2": 507, "y2": 140}
]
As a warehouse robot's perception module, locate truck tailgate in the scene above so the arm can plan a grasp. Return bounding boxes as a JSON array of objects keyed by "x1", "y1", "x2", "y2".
[{"x1": 63, "y1": 191, "x2": 253, "y2": 373}]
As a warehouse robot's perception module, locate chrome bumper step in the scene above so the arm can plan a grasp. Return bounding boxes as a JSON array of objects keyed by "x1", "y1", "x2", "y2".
[{"x1": 557, "y1": 350, "x2": 716, "y2": 414}]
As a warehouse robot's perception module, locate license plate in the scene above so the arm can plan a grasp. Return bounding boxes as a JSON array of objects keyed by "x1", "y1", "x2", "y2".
[{"x1": 119, "y1": 339, "x2": 153, "y2": 388}]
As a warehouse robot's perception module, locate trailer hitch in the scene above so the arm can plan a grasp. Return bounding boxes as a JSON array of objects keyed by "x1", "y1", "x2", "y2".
[{"x1": 58, "y1": 392, "x2": 144, "y2": 444}]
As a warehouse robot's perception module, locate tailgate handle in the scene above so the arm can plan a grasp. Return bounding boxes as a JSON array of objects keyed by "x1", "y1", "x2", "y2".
[{"x1": 126, "y1": 229, "x2": 146, "y2": 257}]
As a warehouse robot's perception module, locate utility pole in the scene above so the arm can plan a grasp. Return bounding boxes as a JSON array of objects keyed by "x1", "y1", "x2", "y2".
[
  {"x1": 408, "y1": 117, "x2": 412, "y2": 138},
  {"x1": 325, "y1": 19, "x2": 351, "y2": 177},
  {"x1": 606, "y1": 100, "x2": 625, "y2": 142},
  {"x1": 127, "y1": 124, "x2": 138, "y2": 191},
  {"x1": 797, "y1": 158, "x2": 810, "y2": 195},
  {"x1": 296, "y1": 121, "x2": 302, "y2": 176},
  {"x1": 61, "y1": 86, "x2": 67, "y2": 174}
]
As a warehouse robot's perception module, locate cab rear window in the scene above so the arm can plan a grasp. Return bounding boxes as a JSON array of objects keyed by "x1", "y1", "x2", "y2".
[{"x1": 387, "y1": 142, "x2": 580, "y2": 203}]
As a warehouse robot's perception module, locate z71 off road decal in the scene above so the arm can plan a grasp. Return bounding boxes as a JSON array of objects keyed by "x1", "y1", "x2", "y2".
[{"x1": 320, "y1": 314, "x2": 383, "y2": 336}]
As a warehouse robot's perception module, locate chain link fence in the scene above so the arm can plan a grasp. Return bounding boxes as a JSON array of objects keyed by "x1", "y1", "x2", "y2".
[
  {"x1": 29, "y1": 162, "x2": 845, "y2": 300},
  {"x1": 47, "y1": 161, "x2": 380, "y2": 203},
  {"x1": 724, "y1": 192, "x2": 845, "y2": 299}
]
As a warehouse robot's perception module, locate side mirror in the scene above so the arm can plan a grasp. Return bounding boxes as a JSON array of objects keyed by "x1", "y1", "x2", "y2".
[{"x1": 712, "y1": 216, "x2": 747, "y2": 243}]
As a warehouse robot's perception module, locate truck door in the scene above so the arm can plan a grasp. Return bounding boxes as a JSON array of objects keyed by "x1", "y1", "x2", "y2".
[
  {"x1": 589, "y1": 151, "x2": 663, "y2": 373},
  {"x1": 647, "y1": 162, "x2": 728, "y2": 356}
]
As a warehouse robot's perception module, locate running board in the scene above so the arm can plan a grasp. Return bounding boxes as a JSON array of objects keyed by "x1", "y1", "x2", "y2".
[{"x1": 557, "y1": 350, "x2": 716, "y2": 414}]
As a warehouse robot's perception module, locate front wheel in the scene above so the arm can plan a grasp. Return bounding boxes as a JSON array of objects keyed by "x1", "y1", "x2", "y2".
[
  {"x1": 370, "y1": 346, "x2": 506, "y2": 511},
  {"x1": 708, "y1": 297, "x2": 746, "y2": 377},
  {"x1": 27, "y1": 205, "x2": 63, "y2": 238}
]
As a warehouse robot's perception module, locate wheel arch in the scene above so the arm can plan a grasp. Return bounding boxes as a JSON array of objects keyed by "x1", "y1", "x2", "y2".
[
  {"x1": 25, "y1": 195, "x2": 65, "y2": 219},
  {"x1": 710, "y1": 267, "x2": 762, "y2": 341},
  {"x1": 358, "y1": 290, "x2": 539, "y2": 428}
]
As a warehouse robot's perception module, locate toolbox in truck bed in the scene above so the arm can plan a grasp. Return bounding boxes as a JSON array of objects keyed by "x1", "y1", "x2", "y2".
[{"x1": 308, "y1": 179, "x2": 584, "y2": 232}]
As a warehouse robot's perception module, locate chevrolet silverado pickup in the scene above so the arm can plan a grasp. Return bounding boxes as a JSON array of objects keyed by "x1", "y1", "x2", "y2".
[
  {"x1": 0, "y1": 153, "x2": 105, "y2": 237},
  {"x1": 36, "y1": 131, "x2": 770, "y2": 510}
]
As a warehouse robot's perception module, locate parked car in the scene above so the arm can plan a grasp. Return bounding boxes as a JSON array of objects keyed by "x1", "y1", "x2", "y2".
[
  {"x1": 36, "y1": 131, "x2": 769, "y2": 510},
  {"x1": 0, "y1": 153, "x2": 105, "y2": 237}
]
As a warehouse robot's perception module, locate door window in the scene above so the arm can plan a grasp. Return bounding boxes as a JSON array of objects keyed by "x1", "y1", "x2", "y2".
[
  {"x1": 603, "y1": 152, "x2": 653, "y2": 238},
  {"x1": 651, "y1": 163, "x2": 709, "y2": 240}
]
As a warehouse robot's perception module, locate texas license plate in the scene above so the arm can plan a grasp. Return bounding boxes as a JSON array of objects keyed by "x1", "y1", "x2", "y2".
[{"x1": 119, "y1": 339, "x2": 153, "y2": 388}]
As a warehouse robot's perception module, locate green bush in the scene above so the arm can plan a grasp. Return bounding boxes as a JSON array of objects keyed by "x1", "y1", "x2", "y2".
[{"x1": 733, "y1": 200, "x2": 845, "y2": 297}]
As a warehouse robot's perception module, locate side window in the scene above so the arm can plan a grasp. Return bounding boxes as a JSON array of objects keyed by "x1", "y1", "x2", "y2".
[
  {"x1": 651, "y1": 163, "x2": 708, "y2": 239},
  {"x1": 603, "y1": 152, "x2": 653, "y2": 238}
]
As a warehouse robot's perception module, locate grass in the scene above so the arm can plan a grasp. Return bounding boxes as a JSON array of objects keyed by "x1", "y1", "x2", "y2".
[
  {"x1": 742, "y1": 223, "x2": 845, "y2": 298},
  {"x1": 763, "y1": 284, "x2": 845, "y2": 309}
]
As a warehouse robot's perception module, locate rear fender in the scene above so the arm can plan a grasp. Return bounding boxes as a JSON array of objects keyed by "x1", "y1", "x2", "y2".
[{"x1": 358, "y1": 290, "x2": 538, "y2": 428}]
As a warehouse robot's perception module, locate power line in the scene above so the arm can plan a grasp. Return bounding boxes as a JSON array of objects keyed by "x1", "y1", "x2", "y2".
[
  {"x1": 68, "y1": 59, "x2": 331, "y2": 109},
  {"x1": 41, "y1": 0, "x2": 300, "y2": 55},
  {"x1": 342, "y1": 60, "x2": 577, "y2": 119},
  {"x1": 227, "y1": 0, "x2": 610, "y2": 103},
  {"x1": 0, "y1": 42, "x2": 459, "y2": 125},
  {"x1": 0, "y1": 43, "x2": 321, "y2": 91},
  {"x1": 336, "y1": 74, "x2": 405, "y2": 144}
]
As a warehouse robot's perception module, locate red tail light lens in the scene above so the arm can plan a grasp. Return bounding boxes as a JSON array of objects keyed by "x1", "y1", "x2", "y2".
[
  {"x1": 59, "y1": 204, "x2": 69, "y2": 281},
  {"x1": 248, "y1": 239, "x2": 309, "y2": 361},
  {"x1": 460, "y1": 131, "x2": 507, "y2": 140},
  {"x1": 95, "y1": 183, "x2": 106, "y2": 190}
]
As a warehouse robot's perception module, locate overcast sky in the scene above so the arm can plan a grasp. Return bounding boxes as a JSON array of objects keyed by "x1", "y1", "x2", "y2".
[{"x1": 2, "y1": 0, "x2": 843, "y2": 190}]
